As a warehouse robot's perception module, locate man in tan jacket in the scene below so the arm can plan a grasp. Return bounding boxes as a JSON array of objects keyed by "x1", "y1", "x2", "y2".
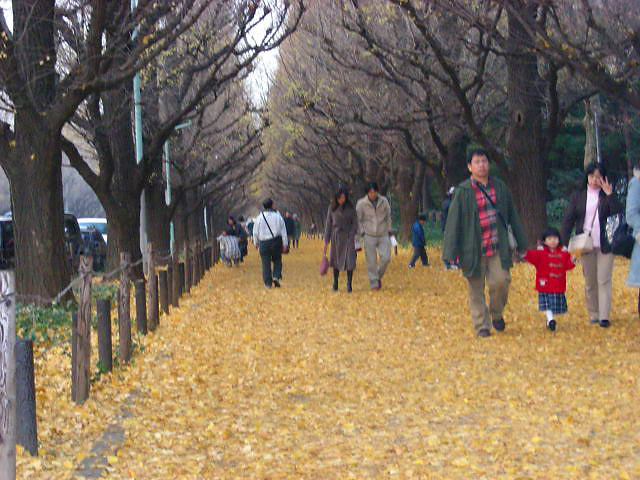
[{"x1": 356, "y1": 182, "x2": 392, "y2": 290}]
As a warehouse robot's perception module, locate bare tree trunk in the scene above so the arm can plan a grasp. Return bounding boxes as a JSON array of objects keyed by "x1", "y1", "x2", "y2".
[
  {"x1": 8, "y1": 128, "x2": 71, "y2": 302},
  {"x1": 505, "y1": 2, "x2": 547, "y2": 245},
  {"x1": 623, "y1": 106, "x2": 634, "y2": 179},
  {"x1": 105, "y1": 203, "x2": 142, "y2": 279},
  {"x1": 442, "y1": 130, "x2": 469, "y2": 188},
  {"x1": 396, "y1": 159, "x2": 424, "y2": 242},
  {"x1": 583, "y1": 98, "x2": 597, "y2": 168},
  {"x1": 146, "y1": 176, "x2": 170, "y2": 258}
]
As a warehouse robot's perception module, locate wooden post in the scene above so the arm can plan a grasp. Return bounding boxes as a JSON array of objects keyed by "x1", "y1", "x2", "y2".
[
  {"x1": 147, "y1": 244, "x2": 159, "y2": 331},
  {"x1": 0, "y1": 271, "x2": 16, "y2": 479},
  {"x1": 150, "y1": 273, "x2": 159, "y2": 330},
  {"x1": 96, "y1": 299, "x2": 112, "y2": 373},
  {"x1": 171, "y1": 260, "x2": 180, "y2": 308},
  {"x1": 197, "y1": 241, "x2": 203, "y2": 282},
  {"x1": 73, "y1": 256, "x2": 93, "y2": 404},
  {"x1": 159, "y1": 269, "x2": 169, "y2": 315},
  {"x1": 184, "y1": 245, "x2": 191, "y2": 293},
  {"x1": 178, "y1": 262, "x2": 185, "y2": 297},
  {"x1": 167, "y1": 264, "x2": 175, "y2": 308},
  {"x1": 135, "y1": 280, "x2": 147, "y2": 335},
  {"x1": 118, "y1": 252, "x2": 132, "y2": 364},
  {"x1": 200, "y1": 242, "x2": 205, "y2": 278},
  {"x1": 205, "y1": 246, "x2": 211, "y2": 270},
  {"x1": 71, "y1": 312, "x2": 77, "y2": 401},
  {"x1": 16, "y1": 339, "x2": 37, "y2": 456}
]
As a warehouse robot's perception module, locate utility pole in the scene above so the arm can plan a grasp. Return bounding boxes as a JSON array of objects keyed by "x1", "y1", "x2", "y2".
[
  {"x1": 164, "y1": 121, "x2": 192, "y2": 257},
  {"x1": 131, "y1": 0, "x2": 147, "y2": 272}
]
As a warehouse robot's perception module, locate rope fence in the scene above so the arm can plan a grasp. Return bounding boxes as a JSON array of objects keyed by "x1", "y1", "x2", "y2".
[{"x1": 0, "y1": 238, "x2": 222, "y2": 470}]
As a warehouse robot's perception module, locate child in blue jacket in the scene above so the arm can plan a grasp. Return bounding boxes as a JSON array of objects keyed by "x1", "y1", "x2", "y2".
[{"x1": 409, "y1": 214, "x2": 429, "y2": 267}]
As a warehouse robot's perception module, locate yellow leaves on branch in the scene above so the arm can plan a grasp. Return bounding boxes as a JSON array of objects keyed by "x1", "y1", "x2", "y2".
[{"x1": 16, "y1": 240, "x2": 640, "y2": 478}]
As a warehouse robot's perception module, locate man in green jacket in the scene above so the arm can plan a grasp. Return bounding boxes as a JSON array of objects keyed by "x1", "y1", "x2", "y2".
[{"x1": 443, "y1": 149, "x2": 528, "y2": 337}]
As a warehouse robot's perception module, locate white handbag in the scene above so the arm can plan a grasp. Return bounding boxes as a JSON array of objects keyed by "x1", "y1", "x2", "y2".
[{"x1": 568, "y1": 210, "x2": 597, "y2": 255}]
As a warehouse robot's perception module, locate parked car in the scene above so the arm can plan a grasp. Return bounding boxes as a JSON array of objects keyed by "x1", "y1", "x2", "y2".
[
  {"x1": 78, "y1": 218, "x2": 107, "y2": 244},
  {"x1": 64, "y1": 214, "x2": 85, "y2": 270},
  {"x1": 0, "y1": 214, "x2": 82, "y2": 270},
  {"x1": 81, "y1": 228, "x2": 107, "y2": 271},
  {"x1": 0, "y1": 216, "x2": 15, "y2": 269}
]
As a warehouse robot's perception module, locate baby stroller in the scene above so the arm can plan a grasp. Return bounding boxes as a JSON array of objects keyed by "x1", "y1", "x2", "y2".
[{"x1": 217, "y1": 234, "x2": 241, "y2": 267}]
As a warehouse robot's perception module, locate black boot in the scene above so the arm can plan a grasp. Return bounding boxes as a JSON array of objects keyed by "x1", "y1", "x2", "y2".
[
  {"x1": 333, "y1": 269, "x2": 339, "y2": 291},
  {"x1": 347, "y1": 270, "x2": 353, "y2": 293}
]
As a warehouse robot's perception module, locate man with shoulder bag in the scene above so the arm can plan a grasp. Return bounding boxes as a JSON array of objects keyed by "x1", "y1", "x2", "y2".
[
  {"x1": 443, "y1": 149, "x2": 528, "y2": 338},
  {"x1": 252, "y1": 198, "x2": 289, "y2": 288}
]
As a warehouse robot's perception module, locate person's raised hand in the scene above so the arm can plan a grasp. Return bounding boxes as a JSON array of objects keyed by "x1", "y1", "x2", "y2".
[{"x1": 601, "y1": 176, "x2": 613, "y2": 195}]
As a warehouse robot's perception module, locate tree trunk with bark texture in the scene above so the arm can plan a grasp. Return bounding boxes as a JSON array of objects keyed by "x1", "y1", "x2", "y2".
[
  {"x1": 505, "y1": 2, "x2": 547, "y2": 246},
  {"x1": 442, "y1": 130, "x2": 469, "y2": 188},
  {"x1": 8, "y1": 126, "x2": 71, "y2": 302},
  {"x1": 146, "y1": 181, "x2": 170, "y2": 258},
  {"x1": 396, "y1": 159, "x2": 425, "y2": 242}
]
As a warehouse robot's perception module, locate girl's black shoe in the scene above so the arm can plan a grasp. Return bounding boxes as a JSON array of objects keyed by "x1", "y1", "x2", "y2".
[{"x1": 546, "y1": 319, "x2": 556, "y2": 331}]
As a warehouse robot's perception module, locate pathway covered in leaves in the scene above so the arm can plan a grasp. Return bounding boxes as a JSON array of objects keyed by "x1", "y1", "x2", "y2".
[{"x1": 18, "y1": 240, "x2": 640, "y2": 479}]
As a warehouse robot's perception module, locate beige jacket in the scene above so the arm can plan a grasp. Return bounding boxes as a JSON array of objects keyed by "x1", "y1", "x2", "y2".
[{"x1": 356, "y1": 194, "x2": 392, "y2": 237}]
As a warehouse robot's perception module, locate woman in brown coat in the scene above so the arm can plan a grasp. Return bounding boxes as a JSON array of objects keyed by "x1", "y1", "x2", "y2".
[{"x1": 324, "y1": 187, "x2": 358, "y2": 292}]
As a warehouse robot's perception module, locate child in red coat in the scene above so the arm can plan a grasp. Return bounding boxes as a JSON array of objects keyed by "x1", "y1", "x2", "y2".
[{"x1": 523, "y1": 227, "x2": 575, "y2": 331}]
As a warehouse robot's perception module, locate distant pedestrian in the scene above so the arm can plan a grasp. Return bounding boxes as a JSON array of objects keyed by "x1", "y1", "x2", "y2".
[
  {"x1": 284, "y1": 211, "x2": 295, "y2": 249},
  {"x1": 408, "y1": 214, "x2": 429, "y2": 268},
  {"x1": 324, "y1": 187, "x2": 358, "y2": 292},
  {"x1": 227, "y1": 216, "x2": 248, "y2": 261},
  {"x1": 356, "y1": 181, "x2": 392, "y2": 290},
  {"x1": 523, "y1": 227, "x2": 575, "y2": 332},
  {"x1": 293, "y1": 214, "x2": 302, "y2": 248},
  {"x1": 443, "y1": 148, "x2": 527, "y2": 337},
  {"x1": 247, "y1": 218, "x2": 255, "y2": 237},
  {"x1": 253, "y1": 198, "x2": 288, "y2": 288},
  {"x1": 217, "y1": 232, "x2": 241, "y2": 267}
]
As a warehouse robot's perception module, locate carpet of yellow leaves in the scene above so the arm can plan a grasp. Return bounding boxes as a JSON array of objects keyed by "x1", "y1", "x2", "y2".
[{"x1": 17, "y1": 240, "x2": 640, "y2": 479}]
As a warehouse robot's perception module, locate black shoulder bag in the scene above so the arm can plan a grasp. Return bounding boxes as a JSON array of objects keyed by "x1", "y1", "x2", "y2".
[{"x1": 262, "y1": 212, "x2": 285, "y2": 252}]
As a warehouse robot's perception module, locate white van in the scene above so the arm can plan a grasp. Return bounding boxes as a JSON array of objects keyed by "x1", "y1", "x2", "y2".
[{"x1": 78, "y1": 218, "x2": 108, "y2": 244}]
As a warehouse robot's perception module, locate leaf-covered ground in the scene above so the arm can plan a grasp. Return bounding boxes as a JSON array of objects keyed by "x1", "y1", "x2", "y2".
[{"x1": 18, "y1": 239, "x2": 640, "y2": 479}]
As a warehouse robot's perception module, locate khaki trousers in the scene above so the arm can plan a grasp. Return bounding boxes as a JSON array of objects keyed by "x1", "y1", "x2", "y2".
[
  {"x1": 363, "y1": 234, "x2": 391, "y2": 287},
  {"x1": 581, "y1": 249, "x2": 614, "y2": 321},
  {"x1": 466, "y1": 254, "x2": 511, "y2": 334}
]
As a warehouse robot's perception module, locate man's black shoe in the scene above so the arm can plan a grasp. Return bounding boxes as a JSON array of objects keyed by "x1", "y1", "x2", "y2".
[
  {"x1": 273, "y1": 280, "x2": 281, "y2": 288},
  {"x1": 477, "y1": 329, "x2": 491, "y2": 338},
  {"x1": 492, "y1": 318, "x2": 506, "y2": 331},
  {"x1": 599, "y1": 319, "x2": 610, "y2": 328}
]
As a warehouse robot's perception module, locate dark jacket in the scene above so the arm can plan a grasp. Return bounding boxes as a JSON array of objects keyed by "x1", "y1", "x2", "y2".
[
  {"x1": 441, "y1": 198, "x2": 452, "y2": 232},
  {"x1": 411, "y1": 221, "x2": 426, "y2": 247},
  {"x1": 442, "y1": 177, "x2": 527, "y2": 278},
  {"x1": 561, "y1": 189, "x2": 623, "y2": 254},
  {"x1": 284, "y1": 217, "x2": 295, "y2": 236},
  {"x1": 324, "y1": 203, "x2": 358, "y2": 271}
]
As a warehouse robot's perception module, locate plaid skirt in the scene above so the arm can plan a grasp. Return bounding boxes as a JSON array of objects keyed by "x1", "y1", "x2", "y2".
[{"x1": 538, "y1": 292, "x2": 568, "y2": 314}]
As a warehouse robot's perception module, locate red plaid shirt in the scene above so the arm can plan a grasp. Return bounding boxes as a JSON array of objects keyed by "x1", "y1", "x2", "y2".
[{"x1": 471, "y1": 178, "x2": 499, "y2": 257}]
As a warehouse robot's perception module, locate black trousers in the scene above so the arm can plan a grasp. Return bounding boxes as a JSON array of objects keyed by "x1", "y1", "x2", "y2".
[
  {"x1": 259, "y1": 238, "x2": 282, "y2": 286},
  {"x1": 409, "y1": 245, "x2": 429, "y2": 266}
]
